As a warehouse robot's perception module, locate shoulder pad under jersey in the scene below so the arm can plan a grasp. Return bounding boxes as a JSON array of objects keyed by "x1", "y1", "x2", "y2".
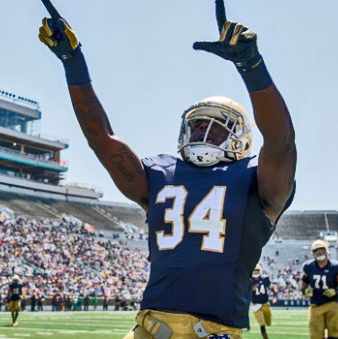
[
  {"x1": 142, "y1": 154, "x2": 179, "y2": 169},
  {"x1": 247, "y1": 155, "x2": 258, "y2": 169},
  {"x1": 302, "y1": 259, "x2": 315, "y2": 272}
]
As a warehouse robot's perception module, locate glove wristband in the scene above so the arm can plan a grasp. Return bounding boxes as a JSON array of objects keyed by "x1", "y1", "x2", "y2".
[
  {"x1": 237, "y1": 56, "x2": 273, "y2": 93},
  {"x1": 63, "y1": 47, "x2": 91, "y2": 86}
]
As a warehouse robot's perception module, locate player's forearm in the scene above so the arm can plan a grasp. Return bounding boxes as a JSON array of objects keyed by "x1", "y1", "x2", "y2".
[
  {"x1": 236, "y1": 58, "x2": 295, "y2": 153},
  {"x1": 61, "y1": 49, "x2": 114, "y2": 150},
  {"x1": 249, "y1": 84, "x2": 295, "y2": 153},
  {"x1": 68, "y1": 83, "x2": 114, "y2": 149}
]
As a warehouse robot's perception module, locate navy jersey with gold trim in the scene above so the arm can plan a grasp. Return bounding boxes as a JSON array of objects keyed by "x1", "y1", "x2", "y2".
[
  {"x1": 302, "y1": 259, "x2": 338, "y2": 305},
  {"x1": 141, "y1": 154, "x2": 293, "y2": 329},
  {"x1": 8, "y1": 282, "x2": 23, "y2": 301},
  {"x1": 252, "y1": 276, "x2": 270, "y2": 304}
]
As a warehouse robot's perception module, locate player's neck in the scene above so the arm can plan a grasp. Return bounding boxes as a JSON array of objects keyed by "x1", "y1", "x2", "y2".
[{"x1": 317, "y1": 259, "x2": 328, "y2": 268}]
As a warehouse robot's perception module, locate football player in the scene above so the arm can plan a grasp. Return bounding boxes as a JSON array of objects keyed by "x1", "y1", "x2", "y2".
[
  {"x1": 38, "y1": 0, "x2": 296, "y2": 337},
  {"x1": 7, "y1": 275, "x2": 23, "y2": 327},
  {"x1": 302, "y1": 240, "x2": 338, "y2": 339},
  {"x1": 251, "y1": 264, "x2": 272, "y2": 339}
]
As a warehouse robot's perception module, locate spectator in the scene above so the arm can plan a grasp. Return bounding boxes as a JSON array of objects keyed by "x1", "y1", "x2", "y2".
[
  {"x1": 0, "y1": 214, "x2": 149, "y2": 311},
  {"x1": 30, "y1": 294, "x2": 36, "y2": 312},
  {"x1": 37, "y1": 294, "x2": 44, "y2": 312},
  {"x1": 103, "y1": 296, "x2": 109, "y2": 311},
  {"x1": 83, "y1": 295, "x2": 90, "y2": 311}
]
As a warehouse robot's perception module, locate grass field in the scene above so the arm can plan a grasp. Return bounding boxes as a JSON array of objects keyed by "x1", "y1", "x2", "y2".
[{"x1": 0, "y1": 310, "x2": 309, "y2": 339}]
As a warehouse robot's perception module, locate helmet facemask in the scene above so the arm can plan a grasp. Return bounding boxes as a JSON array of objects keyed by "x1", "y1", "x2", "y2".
[
  {"x1": 252, "y1": 264, "x2": 262, "y2": 278},
  {"x1": 178, "y1": 99, "x2": 252, "y2": 167},
  {"x1": 252, "y1": 270, "x2": 261, "y2": 279},
  {"x1": 311, "y1": 240, "x2": 329, "y2": 263},
  {"x1": 313, "y1": 248, "x2": 328, "y2": 263}
]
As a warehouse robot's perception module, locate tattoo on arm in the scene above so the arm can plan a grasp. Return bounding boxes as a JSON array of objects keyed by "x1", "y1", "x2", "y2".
[
  {"x1": 107, "y1": 147, "x2": 148, "y2": 207},
  {"x1": 68, "y1": 84, "x2": 148, "y2": 207},
  {"x1": 69, "y1": 84, "x2": 113, "y2": 145},
  {"x1": 111, "y1": 151, "x2": 141, "y2": 182}
]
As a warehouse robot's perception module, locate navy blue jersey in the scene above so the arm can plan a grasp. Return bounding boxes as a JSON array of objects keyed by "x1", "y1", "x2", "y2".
[
  {"x1": 141, "y1": 154, "x2": 294, "y2": 329},
  {"x1": 251, "y1": 276, "x2": 270, "y2": 304},
  {"x1": 8, "y1": 282, "x2": 23, "y2": 301},
  {"x1": 302, "y1": 259, "x2": 338, "y2": 305}
]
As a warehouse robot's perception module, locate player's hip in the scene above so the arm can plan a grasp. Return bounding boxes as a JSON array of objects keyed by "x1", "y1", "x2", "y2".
[
  {"x1": 7, "y1": 300, "x2": 21, "y2": 312},
  {"x1": 252, "y1": 303, "x2": 271, "y2": 311},
  {"x1": 252, "y1": 304, "x2": 272, "y2": 326},
  {"x1": 309, "y1": 301, "x2": 338, "y2": 314},
  {"x1": 142, "y1": 278, "x2": 250, "y2": 328},
  {"x1": 127, "y1": 309, "x2": 243, "y2": 339}
]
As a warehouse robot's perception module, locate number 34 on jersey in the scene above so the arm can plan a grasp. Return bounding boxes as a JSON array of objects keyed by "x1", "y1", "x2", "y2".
[{"x1": 155, "y1": 185, "x2": 227, "y2": 253}]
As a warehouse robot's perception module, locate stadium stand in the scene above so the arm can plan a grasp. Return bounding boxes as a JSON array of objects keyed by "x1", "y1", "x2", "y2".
[
  {"x1": 0, "y1": 191, "x2": 146, "y2": 232},
  {"x1": 0, "y1": 204, "x2": 336, "y2": 311},
  {"x1": 0, "y1": 212, "x2": 149, "y2": 311},
  {"x1": 276, "y1": 210, "x2": 338, "y2": 239}
]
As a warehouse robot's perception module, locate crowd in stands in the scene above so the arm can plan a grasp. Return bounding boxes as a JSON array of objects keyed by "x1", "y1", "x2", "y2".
[
  {"x1": 0, "y1": 212, "x2": 149, "y2": 311},
  {"x1": 261, "y1": 253, "x2": 311, "y2": 302},
  {"x1": 0, "y1": 210, "x2": 331, "y2": 311}
]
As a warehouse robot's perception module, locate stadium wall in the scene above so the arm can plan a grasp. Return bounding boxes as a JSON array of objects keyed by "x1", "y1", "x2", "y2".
[{"x1": 0, "y1": 173, "x2": 101, "y2": 200}]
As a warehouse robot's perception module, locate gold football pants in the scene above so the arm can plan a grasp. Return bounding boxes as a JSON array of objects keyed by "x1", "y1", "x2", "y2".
[
  {"x1": 253, "y1": 304, "x2": 272, "y2": 327},
  {"x1": 123, "y1": 309, "x2": 242, "y2": 339},
  {"x1": 7, "y1": 300, "x2": 21, "y2": 313},
  {"x1": 309, "y1": 301, "x2": 338, "y2": 339}
]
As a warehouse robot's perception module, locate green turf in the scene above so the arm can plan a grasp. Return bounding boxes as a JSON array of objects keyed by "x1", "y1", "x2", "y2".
[{"x1": 0, "y1": 309, "x2": 309, "y2": 338}]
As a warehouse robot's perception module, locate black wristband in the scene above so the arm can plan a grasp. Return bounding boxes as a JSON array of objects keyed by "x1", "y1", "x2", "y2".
[
  {"x1": 237, "y1": 57, "x2": 273, "y2": 93},
  {"x1": 63, "y1": 47, "x2": 91, "y2": 86}
]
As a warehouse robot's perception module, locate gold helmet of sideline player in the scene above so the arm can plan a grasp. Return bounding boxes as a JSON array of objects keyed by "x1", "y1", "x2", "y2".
[
  {"x1": 12, "y1": 275, "x2": 21, "y2": 283},
  {"x1": 311, "y1": 240, "x2": 329, "y2": 262},
  {"x1": 178, "y1": 96, "x2": 252, "y2": 167},
  {"x1": 252, "y1": 263, "x2": 263, "y2": 278}
]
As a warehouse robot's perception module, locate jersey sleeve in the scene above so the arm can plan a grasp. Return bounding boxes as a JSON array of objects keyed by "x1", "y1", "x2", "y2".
[
  {"x1": 141, "y1": 156, "x2": 156, "y2": 169},
  {"x1": 141, "y1": 155, "x2": 177, "y2": 186}
]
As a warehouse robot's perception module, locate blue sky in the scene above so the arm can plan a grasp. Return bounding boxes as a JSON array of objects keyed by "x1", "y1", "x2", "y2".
[{"x1": 0, "y1": 1, "x2": 337, "y2": 210}]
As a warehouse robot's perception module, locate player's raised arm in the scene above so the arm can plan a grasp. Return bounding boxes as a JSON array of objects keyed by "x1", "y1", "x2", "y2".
[
  {"x1": 38, "y1": 1, "x2": 148, "y2": 209},
  {"x1": 193, "y1": 0, "x2": 296, "y2": 223}
]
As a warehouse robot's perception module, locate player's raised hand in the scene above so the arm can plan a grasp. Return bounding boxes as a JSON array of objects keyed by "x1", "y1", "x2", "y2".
[
  {"x1": 39, "y1": 0, "x2": 80, "y2": 61},
  {"x1": 193, "y1": 0, "x2": 262, "y2": 72}
]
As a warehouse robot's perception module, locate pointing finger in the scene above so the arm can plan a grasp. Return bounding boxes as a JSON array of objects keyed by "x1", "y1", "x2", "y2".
[{"x1": 216, "y1": 0, "x2": 227, "y2": 33}]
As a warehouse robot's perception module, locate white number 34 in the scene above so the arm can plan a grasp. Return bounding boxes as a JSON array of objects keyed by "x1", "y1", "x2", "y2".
[{"x1": 155, "y1": 185, "x2": 227, "y2": 253}]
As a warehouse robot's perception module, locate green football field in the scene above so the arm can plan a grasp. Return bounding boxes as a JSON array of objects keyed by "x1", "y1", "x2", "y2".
[{"x1": 0, "y1": 310, "x2": 309, "y2": 339}]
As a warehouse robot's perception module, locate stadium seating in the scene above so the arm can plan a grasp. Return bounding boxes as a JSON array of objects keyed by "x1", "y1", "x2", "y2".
[
  {"x1": 0, "y1": 189, "x2": 337, "y2": 311},
  {"x1": 276, "y1": 211, "x2": 338, "y2": 239},
  {"x1": 0, "y1": 191, "x2": 146, "y2": 232}
]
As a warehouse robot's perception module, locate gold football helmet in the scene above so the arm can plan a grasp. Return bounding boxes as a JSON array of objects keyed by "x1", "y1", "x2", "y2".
[
  {"x1": 311, "y1": 239, "x2": 329, "y2": 262},
  {"x1": 178, "y1": 96, "x2": 252, "y2": 166},
  {"x1": 252, "y1": 263, "x2": 263, "y2": 278}
]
